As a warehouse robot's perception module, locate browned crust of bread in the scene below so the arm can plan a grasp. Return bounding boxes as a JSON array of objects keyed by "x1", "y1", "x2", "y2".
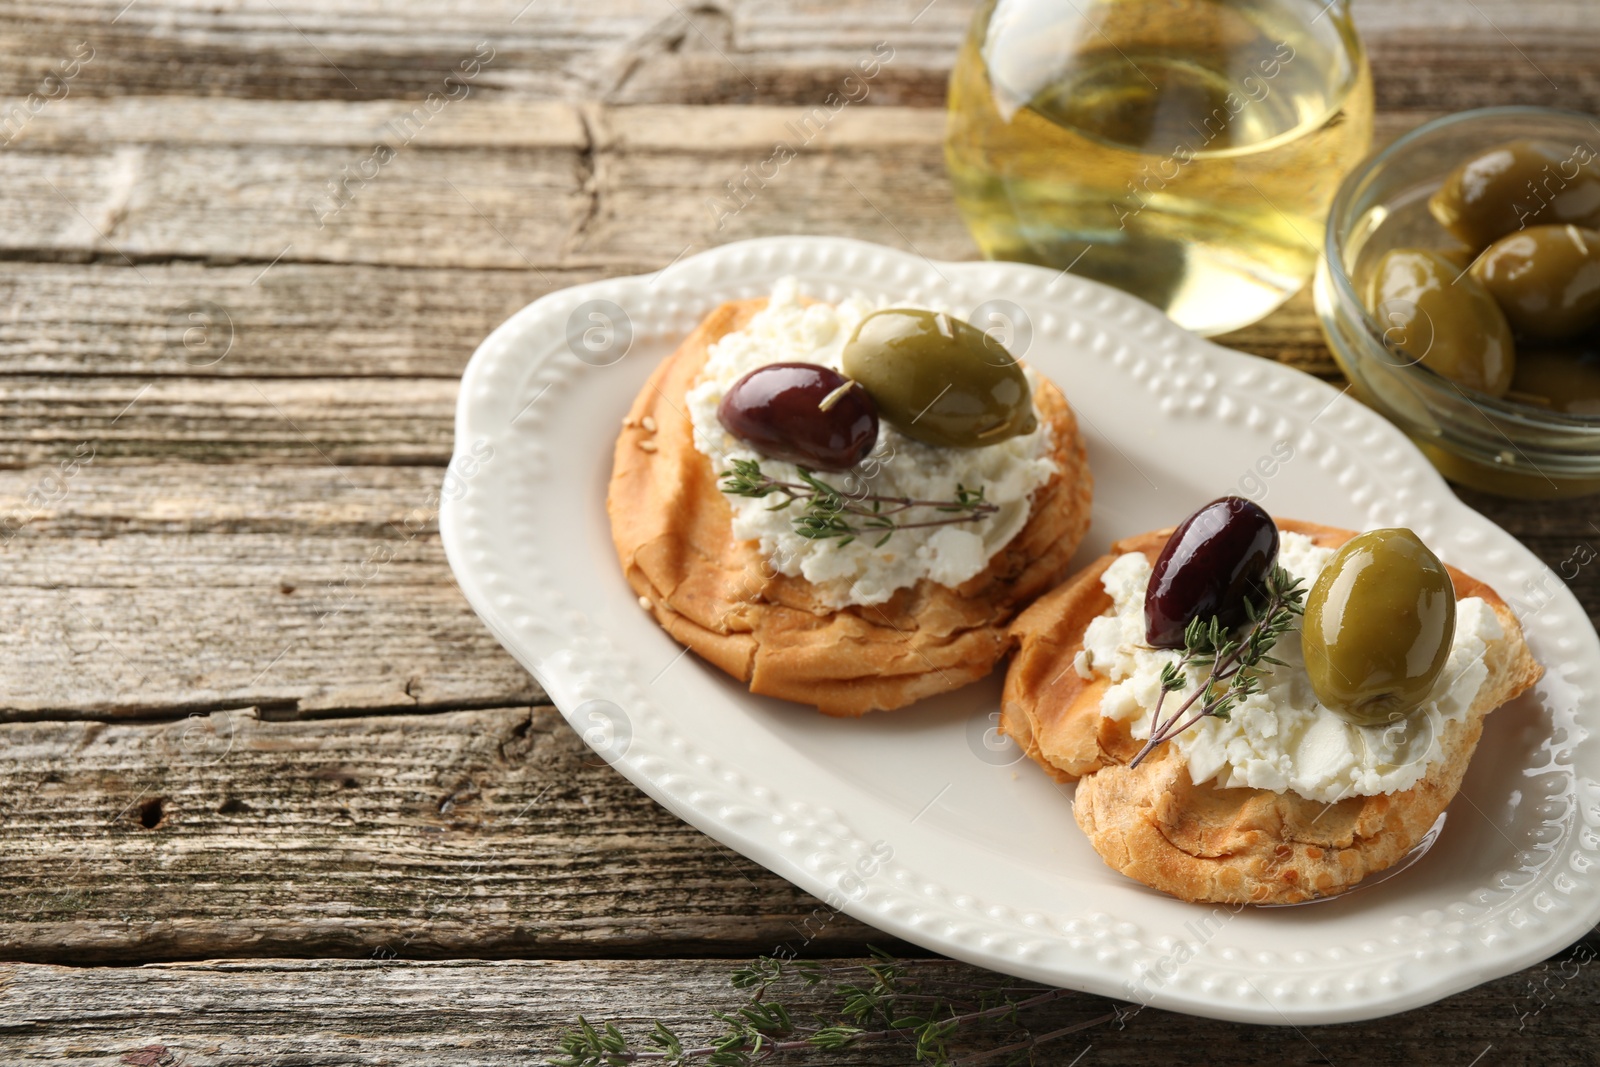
[
  {"x1": 607, "y1": 298, "x2": 1094, "y2": 716},
  {"x1": 1001, "y1": 520, "x2": 1544, "y2": 904}
]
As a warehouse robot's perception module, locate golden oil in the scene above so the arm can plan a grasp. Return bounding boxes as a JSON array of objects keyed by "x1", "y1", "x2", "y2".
[{"x1": 945, "y1": 0, "x2": 1373, "y2": 336}]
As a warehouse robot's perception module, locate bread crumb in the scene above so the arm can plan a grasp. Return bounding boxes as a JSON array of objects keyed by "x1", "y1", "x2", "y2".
[
  {"x1": 641, "y1": 415, "x2": 657, "y2": 433},
  {"x1": 638, "y1": 595, "x2": 651, "y2": 610},
  {"x1": 638, "y1": 440, "x2": 658, "y2": 452}
]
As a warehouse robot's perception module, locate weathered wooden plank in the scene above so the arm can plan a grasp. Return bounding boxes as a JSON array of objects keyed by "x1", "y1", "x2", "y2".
[
  {"x1": 0, "y1": 376, "x2": 455, "y2": 465},
  {"x1": 0, "y1": 464, "x2": 540, "y2": 717},
  {"x1": 0, "y1": 0, "x2": 1596, "y2": 113},
  {"x1": 0, "y1": 954, "x2": 1595, "y2": 1066},
  {"x1": 0, "y1": 259, "x2": 1337, "y2": 383},
  {"x1": 0, "y1": 261, "x2": 607, "y2": 379},
  {"x1": 0, "y1": 0, "x2": 969, "y2": 105},
  {"x1": 0, "y1": 103, "x2": 1456, "y2": 275},
  {"x1": 0, "y1": 707, "x2": 905, "y2": 963},
  {"x1": 0, "y1": 143, "x2": 585, "y2": 270},
  {"x1": 0, "y1": 237, "x2": 1330, "y2": 391},
  {"x1": 7, "y1": 97, "x2": 949, "y2": 150},
  {"x1": 0, "y1": 103, "x2": 974, "y2": 271},
  {"x1": 2, "y1": 98, "x2": 591, "y2": 150},
  {"x1": 0, "y1": 243, "x2": 1390, "y2": 385}
]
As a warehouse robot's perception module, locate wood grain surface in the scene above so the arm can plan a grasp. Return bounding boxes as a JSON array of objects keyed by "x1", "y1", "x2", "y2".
[
  {"x1": 3, "y1": 0, "x2": 1599, "y2": 1063},
  {"x1": 0, "y1": 706, "x2": 904, "y2": 963},
  {"x1": 0, "y1": 463, "x2": 542, "y2": 717},
  {"x1": 1, "y1": 0, "x2": 1595, "y2": 109},
  {"x1": 2, "y1": 955, "x2": 1594, "y2": 1066}
]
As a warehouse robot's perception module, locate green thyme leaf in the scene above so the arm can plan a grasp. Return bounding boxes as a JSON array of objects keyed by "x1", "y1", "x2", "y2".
[
  {"x1": 1129, "y1": 564, "x2": 1306, "y2": 769},
  {"x1": 719, "y1": 460, "x2": 999, "y2": 546}
]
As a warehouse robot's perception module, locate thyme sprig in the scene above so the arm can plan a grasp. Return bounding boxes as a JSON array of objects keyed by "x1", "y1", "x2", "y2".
[
  {"x1": 1128, "y1": 565, "x2": 1306, "y2": 769},
  {"x1": 719, "y1": 458, "x2": 997, "y2": 548},
  {"x1": 553, "y1": 948, "x2": 1119, "y2": 1066}
]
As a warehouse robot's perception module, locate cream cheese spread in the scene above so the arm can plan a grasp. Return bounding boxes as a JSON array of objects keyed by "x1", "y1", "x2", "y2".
[
  {"x1": 685, "y1": 278, "x2": 1058, "y2": 608},
  {"x1": 1073, "y1": 531, "x2": 1503, "y2": 802}
]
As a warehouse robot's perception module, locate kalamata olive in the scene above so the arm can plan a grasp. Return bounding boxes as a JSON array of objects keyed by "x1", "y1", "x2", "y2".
[
  {"x1": 717, "y1": 362, "x2": 878, "y2": 471},
  {"x1": 1365, "y1": 248, "x2": 1516, "y2": 397},
  {"x1": 1470, "y1": 225, "x2": 1600, "y2": 340},
  {"x1": 841, "y1": 308, "x2": 1037, "y2": 448},
  {"x1": 1301, "y1": 529, "x2": 1456, "y2": 726},
  {"x1": 1507, "y1": 346, "x2": 1600, "y2": 415},
  {"x1": 1144, "y1": 496, "x2": 1278, "y2": 649},
  {"x1": 1429, "y1": 140, "x2": 1600, "y2": 250}
]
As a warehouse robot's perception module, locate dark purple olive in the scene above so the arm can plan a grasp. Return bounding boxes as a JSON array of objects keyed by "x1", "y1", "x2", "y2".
[
  {"x1": 717, "y1": 362, "x2": 878, "y2": 471},
  {"x1": 1144, "y1": 496, "x2": 1279, "y2": 649}
]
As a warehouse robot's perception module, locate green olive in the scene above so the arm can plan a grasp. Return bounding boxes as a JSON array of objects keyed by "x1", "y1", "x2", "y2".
[
  {"x1": 1470, "y1": 225, "x2": 1600, "y2": 341},
  {"x1": 1429, "y1": 140, "x2": 1600, "y2": 250},
  {"x1": 1506, "y1": 346, "x2": 1600, "y2": 415},
  {"x1": 1302, "y1": 529, "x2": 1457, "y2": 726},
  {"x1": 1364, "y1": 248, "x2": 1516, "y2": 396},
  {"x1": 841, "y1": 308, "x2": 1038, "y2": 448},
  {"x1": 1433, "y1": 246, "x2": 1479, "y2": 272}
]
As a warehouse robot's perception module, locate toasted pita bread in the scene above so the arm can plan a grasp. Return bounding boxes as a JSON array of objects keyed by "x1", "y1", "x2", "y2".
[
  {"x1": 607, "y1": 299, "x2": 1093, "y2": 716},
  {"x1": 1002, "y1": 520, "x2": 1542, "y2": 903}
]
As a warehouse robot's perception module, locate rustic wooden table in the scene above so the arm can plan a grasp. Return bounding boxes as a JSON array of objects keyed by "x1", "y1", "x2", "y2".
[{"x1": 2, "y1": 1, "x2": 1597, "y2": 1063}]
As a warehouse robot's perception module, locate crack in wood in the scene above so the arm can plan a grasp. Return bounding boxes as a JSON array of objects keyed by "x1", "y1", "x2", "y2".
[
  {"x1": 560, "y1": 103, "x2": 605, "y2": 260},
  {"x1": 602, "y1": 8, "x2": 694, "y2": 102}
]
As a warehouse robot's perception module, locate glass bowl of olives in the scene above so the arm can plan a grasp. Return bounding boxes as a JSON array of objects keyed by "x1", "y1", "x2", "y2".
[{"x1": 1314, "y1": 106, "x2": 1600, "y2": 498}]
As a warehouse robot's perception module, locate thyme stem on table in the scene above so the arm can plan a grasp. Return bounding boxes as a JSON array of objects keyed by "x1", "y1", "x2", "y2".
[
  {"x1": 552, "y1": 948, "x2": 1120, "y2": 1066},
  {"x1": 1127, "y1": 565, "x2": 1307, "y2": 770},
  {"x1": 719, "y1": 458, "x2": 997, "y2": 548}
]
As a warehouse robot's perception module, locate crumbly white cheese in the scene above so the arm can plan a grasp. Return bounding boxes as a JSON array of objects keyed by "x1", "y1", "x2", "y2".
[
  {"x1": 1074, "y1": 531, "x2": 1504, "y2": 802},
  {"x1": 684, "y1": 278, "x2": 1058, "y2": 608}
]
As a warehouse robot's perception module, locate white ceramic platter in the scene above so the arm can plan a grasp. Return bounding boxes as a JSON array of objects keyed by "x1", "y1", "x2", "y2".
[{"x1": 440, "y1": 237, "x2": 1600, "y2": 1024}]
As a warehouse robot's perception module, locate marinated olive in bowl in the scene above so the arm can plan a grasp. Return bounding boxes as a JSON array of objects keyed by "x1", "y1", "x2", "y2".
[
  {"x1": 1144, "y1": 496, "x2": 1278, "y2": 649},
  {"x1": 1365, "y1": 248, "x2": 1515, "y2": 396},
  {"x1": 717, "y1": 362, "x2": 878, "y2": 471},
  {"x1": 1302, "y1": 529, "x2": 1456, "y2": 726},
  {"x1": 1316, "y1": 108, "x2": 1600, "y2": 498},
  {"x1": 1429, "y1": 139, "x2": 1600, "y2": 250},
  {"x1": 1507, "y1": 347, "x2": 1600, "y2": 415},
  {"x1": 841, "y1": 308, "x2": 1037, "y2": 448},
  {"x1": 1470, "y1": 225, "x2": 1600, "y2": 341}
]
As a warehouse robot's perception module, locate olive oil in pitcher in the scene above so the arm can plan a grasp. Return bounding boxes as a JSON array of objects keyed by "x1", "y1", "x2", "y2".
[{"x1": 945, "y1": 0, "x2": 1373, "y2": 336}]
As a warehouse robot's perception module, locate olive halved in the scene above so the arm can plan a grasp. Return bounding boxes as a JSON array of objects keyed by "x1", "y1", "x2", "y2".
[
  {"x1": 1144, "y1": 496, "x2": 1278, "y2": 649},
  {"x1": 841, "y1": 308, "x2": 1037, "y2": 448},
  {"x1": 1470, "y1": 224, "x2": 1600, "y2": 341},
  {"x1": 717, "y1": 362, "x2": 878, "y2": 471},
  {"x1": 1429, "y1": 139, "x2": 1600, "y2": 250},
  {"x1": 1365, "y1": 248, "x2": 1516, "y2": 397},
  {"x1": 1301, "y1": 528, "x2": 1457, "y2": 726}
]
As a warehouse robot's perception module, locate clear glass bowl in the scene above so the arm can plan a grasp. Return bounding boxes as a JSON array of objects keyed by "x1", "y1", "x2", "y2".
[{"x1": 1314, "y1": 106, "x2": 1600, "y2": 499}]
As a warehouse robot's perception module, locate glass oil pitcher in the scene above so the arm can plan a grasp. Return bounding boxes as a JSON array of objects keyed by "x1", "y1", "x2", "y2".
[{"x1": 945, "y1": 0, "x2": 1373, "y2": 336}]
